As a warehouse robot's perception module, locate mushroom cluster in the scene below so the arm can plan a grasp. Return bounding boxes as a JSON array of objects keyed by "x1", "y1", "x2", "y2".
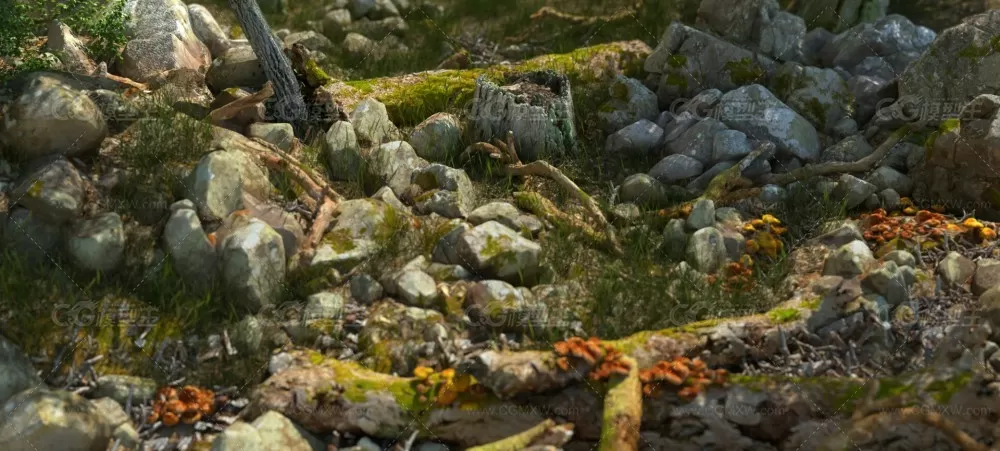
[
  {"x1": 147, "y1": 385, "x2": 217, "y2": 426},
  {"x1": 860, "y1": 206, "x2": 998, "y2": 248},
  {"x1": 706, "y1": 255, "x2": 755, "y2": 292},
  {"x1": 553, "y1": 337, "x2": 632, "y2": 381},
  {"x1": 413, "y1": 366, "x2": 483, "y2": 407},
  {"x1": 743, "y1": 214, "x2": 786, "y2": 258},
  {"x1": 638, "y1": 356, "x2": 727, "y2": 399}
]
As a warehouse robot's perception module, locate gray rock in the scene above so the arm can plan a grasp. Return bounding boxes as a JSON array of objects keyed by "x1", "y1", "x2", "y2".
[
  {"x1": 667, "y1": 118, "x2": 727, "y2": 164},
  {"x1": 759, "y1": 184, "x2": 787, "y2": 204},
  {"x1": 757, "y1": 11, "x2": 806, "y2": 62},
  {"x1": 0, "y1": 336, "x2": 41, "y2": 407},
  {"x1": 248, "y1": 123, "x2": 295, "y2": 152},
  {"x1": 715, "y1": 207, "x2": 743, "y2": 226},
  {"x1": 605, "y1": 119, "x2": 663, "y2": 156},
  {"x1": 187, "y1": 4, "x2": 231, "y2": 58},
  {"x1": 618, "y1": 173, "x2": 670, "y2": 207},
  {"x1": 163, "y1": 202, "x2": 217, "y2": 289},
  {"x1": 815, "y1": 220, "x2": 865, "y2": 248},
  {"x1": 184, "y1": 149, "x2": 268, "y2": 222},
  {"x1": 0, "y1": 388, "x2": 113, "y2": 451},
  {"x1": 283, "y1": 31, "x2": 335, "y2": 53},
  {"x1": 3, "y1": 208, "x2": 62, "y2": 264},
  {"x1": 252, "y1": 411, "x2": 326, "y2": 450},
  {"x1": 323, "y1": 121, "x2": 364, "y2": 181},
  {"x1": 823, "y1": 14, "x2": 932, "y2": 70},
  {"x1": 371, "y1": 141, "x2": 429, "y2": 197},
  {"x1": 801, "y1": 28, "x2": 835, "y2": 67},
  {"x1": 457, "y1": 221, "x2": 541, "y2": 285},
  {"x1": 649, "y1": 154, "x2": 704, "y2": 184},
  {"x1": 0, "y1": 74, "x2": 107, "y2": 160},
  {"x1": 852, "y1": 56, "x2": 896, "y2": 81},
  {"x1": 90, "y1": 398, "x2": 139, "y2": 450},
  {"x1": 425, "y1": 263, "x2": 474, "y2": 282},
  {"x1": 715, "y1": 84, "x2": 820, "y2": 162},
  {"x1": 465, "y1": 280, "x2": 546, "y2": 331},
  {"x1": 686, "y1": 161, "x2": 736, "y2": 193},
  {"x1": 390, "y1": 270, "x2": 439, "y2": 307},
  {"x1": 938, "y1": 252, "x2": 976, "y2": 287},
  {"x1": 831, "y1": 117, "x2": 859, "y2": 140},
  {"x1": 350, "y1": 273, "x2": 384, "y2": 304},
  {"x1": 771, "y1": 63, "x2": 853, "y2": 134},
  {"x1": 973, "y1": 259, "x2": 1000, "y2": 296},
  {"x1": 349, "y1": 0, "x2": 377, "y2": 19},
  {"x1": 411, "y1": 164, "x2": 475, "y2": 198},
  {"x1": 883, "y1": 250, "x2": 916, "y2": 268},
  {"x1": 831, "y1": 173, "x2": 877, "y2": 209},
  {"x1": 431, "y1": 220, "x2": 469, "y2": 265},
  {"x1": 863, "y1": 193, "x2": 881, "y2": 211},
  {"x1": 720, "y1": 227, "x2": 747, "y2": 261},
  {"x1": 220, "y1": 219, "x2": 286, "y2": 313},
  {"x1": 10, "y1": 156, "x2": 85, "y2": 224},
  {"x1": 597, "y1": 75, "x2": 659, "y2": 133},
  {"x1": 229, "y1": 315, "x2": 265, "y2": 354},
  {"x1": 738, "y1": 141, "x2": 777, "y2": 179},
  {"x1": 415, "y1": 190, "x2": 468, "y2": 219},
  {"x1": 862, "y1": 261, "x2": 910, "y2": 305},
  {"x1": 46, "y1": 20, "x2": 96, "y2": 74},
  {"x1": 712, "y1": 129, "x2": 752, "y2": 162},
  {"x1": 368, "y1": 0, "x2": 400, "y2": 19},
  {"x1": 322, "y1": 9, "x2": 354, "y2": 41},
  {"x1": 847, "y1": 75, "x2": 887, "y2": 126},
  {"x1": 371, "y1": 186, "x2": 408, "y2": 213},
  {"x1": 678, "y1": 89, "x2": 724, "y2": 119},
  {"x1": 66, "y1": 212, "x2": 125, "y2": 273},
  {"x1": 686, "y1": 199, "x2": 715, "y2": 231},
  {"x1": 645, "y1": 22, "x2": 776, "y2": 101},
  {"x1": 351, "y1": 97, "x2": 401, "y2": 145},
  {"x1": 661, "y1": 111, "x2": 700, "y2": 142},
  {"x1": 880, "y1": 188, "x2": 901, "y2": 211},
  {"x1": 823, "y1": 240, "x2": 876, "y2": 277},
  {"x1": 821, "y1": 135, "x2": 873, "y2": 163},
  {"x1": 662, "y1": 219, "x2": 688, "y2": 259},
  {"x1": 211, "y1": 422, "x2": 263, "y2": 450},
  {"x1": 93, "y1": 375, "x2": 157, "y2": 406},
  {"x1": 119, "y1": 0, "x2": 211, "y2": 82},
  {"x1": 686, "y1": 226, "x2": 728, "y2": 273},
  {"x1": 468, "y1": 202, "x2": 540, "y2": 236},
  {"x1": 347, "y1": 17, "x2": 409, "y2": 40},
  {"x1": 696, "y1": 0, "x2": 780, "y2": 44},
  {"x1": 205, "y1": 46, "x2": 268, "y2": 91},
  {"x1": 865, "y1": 166, "x2": 913, "y2": 196},
  {"x1": 304, "y1": 291, "x2": 345, "y2": 320},
  {"x1": 409, "y1": 113, "x2": 461, "y2": 163}
]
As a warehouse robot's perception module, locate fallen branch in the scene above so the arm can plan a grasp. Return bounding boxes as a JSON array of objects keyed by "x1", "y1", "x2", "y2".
[
  {"x1": 209, "y1": 81, "x2": 275, "y2": 125},
  {"x1": 247, "y1": 137, "x2": 343, "y2": 260},
  {"x1": 464, "y1": 131, "x2": 623, "y2": 255},
  {"x1": 758, "y1": 126, "x2": 911, "y2": 186},
  {"x1": 837, "y1": 380, "x2": 994, "y2": 451},
  {"x1": 528, "y1": 1, "x2": 644, "y2": 26}
]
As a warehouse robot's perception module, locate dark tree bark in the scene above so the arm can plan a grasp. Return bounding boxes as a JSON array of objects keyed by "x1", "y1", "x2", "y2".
[{"x1": 228, "y1": 0, "x2": 307, "y2": 132}]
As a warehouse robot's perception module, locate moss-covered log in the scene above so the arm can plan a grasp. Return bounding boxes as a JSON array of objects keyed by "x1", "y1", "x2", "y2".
[
  {"x1": 315, "y1": 40, "x2": 651, "y2": 126},
  {"x1": 244, "y1": 349, "x2": 993, "y2": 447}
]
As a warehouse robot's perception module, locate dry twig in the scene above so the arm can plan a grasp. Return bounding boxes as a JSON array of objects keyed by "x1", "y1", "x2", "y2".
[{"x1": 209, "y1": 81, "x2": 275, "y2": 125}]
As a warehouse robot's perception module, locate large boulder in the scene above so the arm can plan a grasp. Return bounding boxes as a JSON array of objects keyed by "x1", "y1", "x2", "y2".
[
  {"x1": 119, "y1": 0, "x2": 212, "y2": 82},
  {"x1": 0, "y1": 389, "x2": 113, "y2": 451},
  {"x1": 645, "y1": 22, "x2": 777, "y2": 104},
  {"x1": 0, "y1": 74, "x2": 107, "y2": 160},
  {"x1": 0, "y1": 336, "x2": 41, "y2": 406},
  {"x1": 714, "y1": 84, "x2": 821, "y2": 162}
]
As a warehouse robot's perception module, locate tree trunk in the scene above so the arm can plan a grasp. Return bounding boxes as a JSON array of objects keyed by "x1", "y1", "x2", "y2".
[{"x1": 228, "y1": 0, "x2": 307, "y2": 132}]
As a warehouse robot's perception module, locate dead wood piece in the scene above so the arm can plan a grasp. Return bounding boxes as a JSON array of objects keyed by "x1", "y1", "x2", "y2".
[
  {"x1": 464, "y1": 131, "x2": 622, "y2": 255},
  {"x1": 209, "y1": 82, "x2": 275, "y2": 125},
  {"x1": 529, "y1": 1, "x2": 643, "y2": 25}
]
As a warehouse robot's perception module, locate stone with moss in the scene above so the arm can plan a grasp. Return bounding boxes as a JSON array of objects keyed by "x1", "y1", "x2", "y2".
[{"x1": 456, "y1": 221, "x2": 542, "y2": 286}]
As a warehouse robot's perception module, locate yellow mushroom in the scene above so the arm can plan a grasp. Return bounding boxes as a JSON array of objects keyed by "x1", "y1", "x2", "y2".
[{"x1": 761, "y1": 214, "x2": 781, "y2": 225}]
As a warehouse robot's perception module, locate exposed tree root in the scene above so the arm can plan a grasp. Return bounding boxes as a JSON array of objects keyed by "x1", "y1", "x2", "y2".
[
  {"x1": 528, "y1": 1, "x2": 644, "y2": 26},
  {"x1": 467, "y1": 419, "x2": 574, "y2": 451},
  {"x1": 464, "y1": 131, "x2": 623, "y2": 255}
]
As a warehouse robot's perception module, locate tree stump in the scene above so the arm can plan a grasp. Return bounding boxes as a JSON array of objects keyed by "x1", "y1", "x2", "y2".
[{"x1": 469, "y1": 70, "x2": 578, "y2": 162}]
